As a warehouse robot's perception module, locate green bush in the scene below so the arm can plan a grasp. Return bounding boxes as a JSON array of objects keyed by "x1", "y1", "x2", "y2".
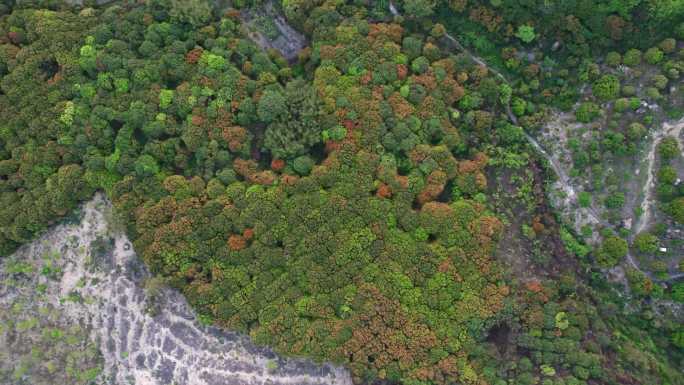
[
  {"x1": 292, "y1": 155, "x2": 314, "y2": 175},
  {"x1": 605, "y1": 51, "x2": 621, "y2": 66},
  {"x1": 621, "y1": 84, "x2": 636, "y2": 96},
  {"x1": 623, "y1": 49, "x2": 642, "y2": 66},
  {"x1": 604, "y1": 192, "x2": 625, "y2": 209},
  {"x1": 578, "y1": 191, "x2": 591, "y2": 208},
  {"x1": 667, "y1": 197, "x2": 684, "y2": 223},
  {"x1": 596, "y1": 236, "x2": 628, "y2": 267},
  {"x1": 257, "y1": 90, "x2": 288, "y2": 123},
  {"x1": 672, "y1": 283, "x2": 684, "y2": 302},
  {"x1": 651, "y1": 74, "x2": 668, "y2": 90},
  {"x1": 159, "y1": 89, "x2": 174, "y2": 109},
  {"x1": 592, "y1": 74, "x2": 620, "y2": 101},
  {"x1": 576, "y1": 102, "x2": 600, "y2": 123},
  {"x1": 644, "y1": 47, "x2": 664, "y2": 64},
  {"x1": 134, "y1": 155, "x2": 159, "y2": 177},
  {"x1": 633, "y1": 232, "x2": 658, "y2": 254},
  {"x1": 515, "y1": 25, "x2": 536, "y2": 43},
  {"x1": 614, "y1": 98, "x2": 630, "y2": 112},
  {"x1": 658, "y1": 137, "x2": 679, "y2": 160},
  {"x1": 627, "y1": 122, "x2": 646, "y2": 141}
]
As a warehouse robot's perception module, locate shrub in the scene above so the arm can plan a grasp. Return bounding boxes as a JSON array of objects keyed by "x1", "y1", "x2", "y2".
[
  {"x1": 604, "y1": 192, "x2": 625, "y2": 209},
  {"x1": 576, "y1": 102, "x2": 600, "y2": 123},
  {"x1": 658, "y1": 137, "x2": 679, "y2": 160},
  {"x1": 658, "y1": 38, "x2": 676, "y2": 54},
  {"x1": 159, "y1": 89, "x2": 174, "y2": 109},
  {"x1": 200, "y1": 52, "x2": 227, "y2": 71},
  {"x1": 623, "y1": 49, "x2": 642, "y2": 66},
  {"x1": 614, "y1": 98, "x2": 630, "y2": 112},
  {"x1": 621, "y1": 84, "x2": 636, "y2": 96},
  {"x1": 411, "y1": 56, "x2": 430, "y2": 74},
  {"x1": 512, "y1": 97, "x2": 526, "y2": 116},
  {"x1": 658, "y1": 165, "x2": 677, "y2": 185},
  {"x1": 578, "y1": 191, "x2": 591, "y2": 208},
  {"x1": 257, "y1": 90, "x2": 287, "y2": 123},
  {"x1": 605, "y1": 52, "x2": 621, "y2": 66},
  {"x1": 114, "y1": 78, "x2": 129, "y2": 94},
  {"x1": 515, "y1": 25, "x2": 536, "y2": 43},
  {"x1": 626, "y1": 122, "x2": 646, "y2": 141},
  {"x1": 668, "y1": 197, "x2": 684, "y2": 223},
  {"x1": 134, "y1": 154, "x2": 159, "y2": 177},
  {"x1": 596, "y1": 236, "x2": 628, "y2": 267},
  {"x1": 646, "y1": 87, "x2": 661, "y2": 100},
  {"x1": 672, "y1": 283, "x2": 684, "y2": 302},
  {"x1": 633, "y1": 232, "x2": 658, "y2": 254},
  {"x1": 651, "y1": 74, "x2": 668, "y2": 89},
  {"x1": 644, "y1": 47, "x2": 664, "y2": 64},
  {"x1": 292, "y1": 155, "x2": 314, "y2": 175},
  {"x1": 677, "y1": 22, "x2": 684, "y2": 39},
  {"x1": 403, "y1": 0, "x2": 437, "y2": 18},
  {"x1": 593, "y1": 74, "x2": 620, "y2": 101}
]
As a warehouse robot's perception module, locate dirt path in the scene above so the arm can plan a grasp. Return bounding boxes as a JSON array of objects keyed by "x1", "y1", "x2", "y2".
[
  {"x1": 633, "y1": 118, "x2": 684, "y2": 235},
  {"x1": 621, "y1": 117, "x2": 684, "y2": 282},
  {"x1": 621, "y1": 118, "x2": 684, "y2": 281}
]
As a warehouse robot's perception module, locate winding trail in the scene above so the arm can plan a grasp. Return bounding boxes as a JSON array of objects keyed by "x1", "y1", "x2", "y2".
[
  {"x1": 633, "y1": 118, "x2": 684, "y2": 236},
  {"x1": 627, "y1": 118, "x2": 684, "y2": 282}
]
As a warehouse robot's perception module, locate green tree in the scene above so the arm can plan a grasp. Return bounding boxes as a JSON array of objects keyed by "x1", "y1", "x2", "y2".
[
  {"x1": 257, "y1": 90, "x2": 287, "y2": 123},
  {"x1": 644, "y1": 47, "x2": 664, "y2": 64},
  {"x1": 134, "y1": 155, "x2": 160, "y2": 177},
  {"x1": 633, "y1": 232, "x2": 658, "y2": 254},
  {"x1": 623, "y1": 49, "x2": 642, "y2": 66},
  {"x1": 515, "y1": 25, "x2": 536, "y2": 43},
  {"x1": 146, "y1": 0, "x2": 212, "y2": 26},
  {"x1": 263, "y1": 79, "x2": 323, "y2": 159},
  {"x1": 593, "y1": 75, "x2": 620, "y2": 101},
  {"x1": 604, "y1": 192, "x2": 625, "y2": 209},
  {"x1": 402, "y1": 0, "x2": 436, "y2": 17},
  {"x1": 596, "y1": 236, "x2": 628, "y2": 267},
  {"x1": 292, "y1": 155, "x2": 314, "y2": 175},
  {"x1": 576, "y1": 102, "x2": 600, "y2": 123},
  {"x1": 668, "y1": 197, "x2": 684, "y2": 223},
  {"x1": 658, "y1": 137, "x2": 679, "y2": 160}
]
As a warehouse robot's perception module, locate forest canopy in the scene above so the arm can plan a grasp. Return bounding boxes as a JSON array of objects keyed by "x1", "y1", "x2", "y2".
[{"x1": 0, "y1": 0, "x2": 683, "y2": 385}]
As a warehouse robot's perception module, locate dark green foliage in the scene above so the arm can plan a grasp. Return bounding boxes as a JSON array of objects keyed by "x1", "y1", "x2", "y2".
[
  {"x1": 633, "y1": 232, "x2": 658, "y2": 254},
  {"x1": 623, "y1": 48, "x2": 642, "y2": 66},
  {"x1": 604, "y1": 192, "x2": 625, "y2": 209},
  {"x1": 668, "y1": 197, "x2": 684, "y2": 223},
  {"x1": 400, "y1": 0, "x2": 437, "y2": 18},
  {"x1": 262, "y1": 79, "x2": 324, "y2": 160},
  {"x1": 644, "y1": 47, "x2": 664, "y2": 64},
  {"x1": 257, "y1": 89, "x2": 287, "y2": 123},
  {"x1": 146, "y1": 0, "x2": 213, "y2": 27},
  {"x1": 291, "y1": 155, "x2": 313, "y2": 175},
  {"x1": 658, "y1": 137, "x2": 680, "y2": 161},
  {"x1": 592, "y1": 74, "x2": 620, "y2": 101},
  {"x1": 575, "y1": 102, "x2": 600, "y2": 123},
  {"x1": 596, "y1": 236, "x2": 628, "y2": 267}
]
